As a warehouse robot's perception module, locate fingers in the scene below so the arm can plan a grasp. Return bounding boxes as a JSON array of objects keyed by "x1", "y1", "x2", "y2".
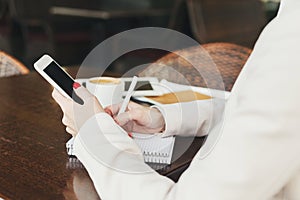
[
  {"x1": 105, "y1": 101, "x2": 142, "y2": 117},
  {"x1": 112, "y1": 102, "x2": 149, "y2": 126},
  {"x1": 52, "y1": 84, "x2": 91, "y2": 106},
  {"x1": 73, "y1": 83, "x2": 92, "y2": 98},
  {"x1": 62, "y1": 115, "x2": 78, "y2": 136},
  {"x1": 52, "y1": 88, "x2": 64, "y2": 102},
  {"x1": 72, "y1": 83, "x2": 93, "y2": 105},
  {"x1": 66, "y1": 127, "x2": 77, "y2": 136},
  {"x1": 52, "y1": 89, "x2": 71, "y2": 111},
  {"x1": 108, "y1": 102, "x2": 139, "y2": 125},
  {"x1": 104, "y1": 102, "x2": 123, "y2": 116},
  {"x1": 114, "y1": 112, "x2": 132, "y2": 126},
  {"x1": 104, "y1": 107, "x2": 113, "y2": 117},
  {"x1": 62, "y1": 115, "x2": 69, "y2": 126},
  {"x1": 62, "y1": 115, "x2": 75, "y2": 128}
]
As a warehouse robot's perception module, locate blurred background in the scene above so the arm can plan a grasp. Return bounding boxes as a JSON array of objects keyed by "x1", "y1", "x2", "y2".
[{"x1": 0, "y1": 0, "x2": 280, "y2": 75}]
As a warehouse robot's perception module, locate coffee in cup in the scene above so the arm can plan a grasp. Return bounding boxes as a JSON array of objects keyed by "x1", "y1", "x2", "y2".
[
  {"x1": 89, "y1": 78, "x2": 120, "y2": 85},
  {"x1": 86, "y1": 77, "x2": 124, "y2": 107}
]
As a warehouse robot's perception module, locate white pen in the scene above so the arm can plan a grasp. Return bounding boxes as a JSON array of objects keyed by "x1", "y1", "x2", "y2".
[{"x1": 118, "y1": 76, "x2": 138, "y2": 116}]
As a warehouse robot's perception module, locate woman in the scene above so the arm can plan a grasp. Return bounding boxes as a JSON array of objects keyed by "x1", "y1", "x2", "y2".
[{"x1": 53, "y1": 0, "x2": 300, "y2": 199}]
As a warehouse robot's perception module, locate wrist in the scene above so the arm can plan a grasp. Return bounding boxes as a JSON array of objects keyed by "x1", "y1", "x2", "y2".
[{"x1": 150, "y1": 107, "x2": 166, "y2": 133}]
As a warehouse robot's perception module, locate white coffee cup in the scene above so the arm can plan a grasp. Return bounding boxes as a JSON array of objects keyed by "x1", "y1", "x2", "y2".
[{"x1": 86, "y1": 77, "x2": 124, "y2": 107}]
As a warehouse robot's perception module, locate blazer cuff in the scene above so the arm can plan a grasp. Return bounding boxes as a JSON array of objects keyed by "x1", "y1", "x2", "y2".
[{"x1": 152, "y1": 99, "x2": 220, "y2": 137}]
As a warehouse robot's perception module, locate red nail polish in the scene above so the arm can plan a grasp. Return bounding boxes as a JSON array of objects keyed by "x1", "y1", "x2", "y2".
[
  {"x1": 128, "y1": 132, "x2": 133, "y2": 138},
  {"x1": 105, "y1": 109, "x2": 113, "y2": 117},
  {"x1": 73, "y1": 82, "x2": 81, "y2": 89}
]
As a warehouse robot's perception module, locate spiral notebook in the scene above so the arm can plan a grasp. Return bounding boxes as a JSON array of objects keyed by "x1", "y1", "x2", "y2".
[
  {"x1": 131, "y1": 133, "x2": 175, "y2": 164},
  {"x1": 66, "y1": 134, "x2": 175, "y2": 165}
]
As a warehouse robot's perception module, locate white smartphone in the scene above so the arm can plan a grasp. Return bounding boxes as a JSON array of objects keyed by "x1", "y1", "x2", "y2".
[{"x1": 34, "y1": 54, "x2": 83, "y2": 104}]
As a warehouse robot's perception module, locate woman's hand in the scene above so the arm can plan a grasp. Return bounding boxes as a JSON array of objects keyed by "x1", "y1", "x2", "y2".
[
  {"x1": 52, "y1": 83, "x2": 104, "y2": 136},
  {"x1": 105, "y1": 101, "x2": 165, "y2": 134}
]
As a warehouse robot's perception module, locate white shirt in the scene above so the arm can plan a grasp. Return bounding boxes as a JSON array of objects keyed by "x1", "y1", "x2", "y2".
[{"x1": 73, "y1": 0, "x2": 300, "y2": 199}]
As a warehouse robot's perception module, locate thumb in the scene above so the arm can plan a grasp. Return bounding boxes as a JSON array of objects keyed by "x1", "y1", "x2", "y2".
[
  {"x1": 114, "y1": 112, "x2": 132, "y2": 126},
  {"x1": 73, "y1": 82, "x2": 92, "y2": 98},
  {"x1": 105, "y1": 102, "x2": 123, "y2": 116},
  {"x1": 72, "y1": 82, "x2": 92, "y2": 105}
]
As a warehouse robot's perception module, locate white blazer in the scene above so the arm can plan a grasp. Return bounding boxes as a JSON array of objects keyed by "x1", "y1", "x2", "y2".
[{"x1": 73, "y1": 0, "x2": 300, "y2": 199}]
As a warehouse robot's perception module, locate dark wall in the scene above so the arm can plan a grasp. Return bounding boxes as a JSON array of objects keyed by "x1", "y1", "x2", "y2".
[{"x1": 0, "y1": 0, "x2": 279, "y2": 72}]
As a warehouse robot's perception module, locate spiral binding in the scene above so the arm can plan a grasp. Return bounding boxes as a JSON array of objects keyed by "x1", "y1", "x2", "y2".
[{"x1": 66, "y1": 137, "x2": 75, "y2": 156}]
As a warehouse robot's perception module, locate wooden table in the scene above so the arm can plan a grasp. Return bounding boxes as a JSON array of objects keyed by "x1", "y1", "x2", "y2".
[{"x1": 0, "y1": 69, "x2": 204, "y2": 199}]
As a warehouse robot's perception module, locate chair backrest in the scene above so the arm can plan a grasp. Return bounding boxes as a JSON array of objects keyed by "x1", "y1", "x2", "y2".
[
  {"x1": 8, "y1": 0, "x2": 51, "y2": 21},
  {"x1": 186, "y1": 0, "x2": 267, "y2": 48},
  {"x1": 139, "y1": 42, "x2": 251, "y2": 91},
  {"x1": 0, "y1": 51, "x2": 29, "y2": 77}
]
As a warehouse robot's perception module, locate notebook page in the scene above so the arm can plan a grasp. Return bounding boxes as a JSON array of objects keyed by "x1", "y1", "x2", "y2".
[{"x1": 66, "y1": 133, "x2": 175, "y2": 164}]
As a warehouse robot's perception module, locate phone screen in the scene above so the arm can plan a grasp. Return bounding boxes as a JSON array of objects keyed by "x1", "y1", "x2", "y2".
[
  {"x1": 43, "y1": 61, "x2": 74, "y2": 98},
  {"x1": 124, "y1": 80, "x2": 153, "y2": 91}
]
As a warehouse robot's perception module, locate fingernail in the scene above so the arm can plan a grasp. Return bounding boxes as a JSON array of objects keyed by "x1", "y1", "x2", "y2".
[
  {"x1": 105, "y1": 109, "x2": 113, "y2": 116},
  {"x1": 73, "y1": 82, "x2": 81, "y2": 89},
  {"x1": 128, "y1": 132, "x2": 133, "y2": 138}
]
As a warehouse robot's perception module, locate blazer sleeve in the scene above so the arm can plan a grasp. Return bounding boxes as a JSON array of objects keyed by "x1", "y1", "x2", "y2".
[
  {"x1": 152, "y1": 98, "x2": 226, "y2": 137},
  {"x1": 74, "y1": 1, "x2": 300, "y2": 199}
]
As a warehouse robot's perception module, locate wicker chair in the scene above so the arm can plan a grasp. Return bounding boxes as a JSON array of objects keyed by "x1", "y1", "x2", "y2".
[
  {"x1": 0, "y1": 51, "x2": 29, "y2": 77},
  {"x1": 139, "y1": 42, "x2": 251, "y2": 91}
]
